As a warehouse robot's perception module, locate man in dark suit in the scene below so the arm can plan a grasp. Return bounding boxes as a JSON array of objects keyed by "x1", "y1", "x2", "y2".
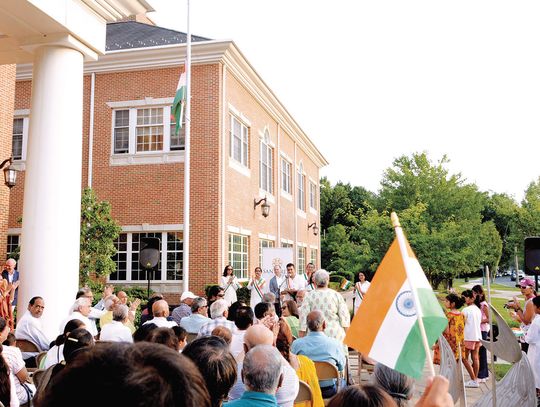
[
  {"x1": 268, "y1": 265, "x2": 285, "y2": 317},
  {"x1": 2, "y1": 258, "x2": 20, "y2": 308}
]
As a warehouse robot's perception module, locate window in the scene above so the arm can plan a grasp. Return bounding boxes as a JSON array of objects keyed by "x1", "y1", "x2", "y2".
[
  {"x1": 6, "y1": 235, "x2": 19, "y2": 258},
  {"x1": 229, "y1": 234, "x2": 249, "y2": 279},
  {"x1": 230, "y1": 116, "x2": 249, "y2": 167},
  {"x1": 259, "y1": 131, "x2": 273, "y2": 193},
  {"x1": 297, "y1": 246, "x2": 306, "y2": 274},
  {"x1": 310, "y1": 249, "x2": 317, "y2": 268},
  {"x1": 281, "y1": 242, "x2": 293, "y2": 248},
  {"x1": 112, "y1": 106, "x2": 184, "y2": 156},
  {"x1": 259, "y1": 239, "x2": 275, "y2": 267},
  {"x1": 281, "y1": 158, "x2": 292, "y2": 194},
  {"x1": 297, "y1": 164, "x2": 305, "y2": 211},
  {"x1": 309, "y1": 182, "x2": 317, "y2": 210},
  {"x1": 109, "y1": 231, "x2": 183, "y2": 282},
  {"x1": 12, "y1": 119, "x2": 24, "y2": 160}
]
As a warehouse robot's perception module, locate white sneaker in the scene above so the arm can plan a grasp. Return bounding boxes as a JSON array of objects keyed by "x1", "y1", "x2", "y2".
[
  {"x1": 465, "y1": 380, "x2": 479, "y2": 388},
  {"x1": 478, "y1": 378, "x2": 488, "y2": 383}
]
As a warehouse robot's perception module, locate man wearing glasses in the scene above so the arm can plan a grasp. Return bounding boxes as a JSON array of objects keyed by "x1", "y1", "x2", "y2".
[{"x1": 180, "y1": 297, "x2": 211, "y2": 334}]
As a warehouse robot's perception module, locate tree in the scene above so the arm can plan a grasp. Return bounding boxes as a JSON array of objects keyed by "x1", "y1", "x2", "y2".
[{"x1": 79, "y1": 188, "x2": 121, "y2": 286}]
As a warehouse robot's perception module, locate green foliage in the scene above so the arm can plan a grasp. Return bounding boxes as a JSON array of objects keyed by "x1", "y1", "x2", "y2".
[
  {"x1": 237, "y1": 287, "x2": 250, "y2": 304},
  {"x1": 330, "y1": 270, "x2": 355, "y2": 283},
  {"x1": 79, "y1": 188, "x2": 121, "y2": 286}
]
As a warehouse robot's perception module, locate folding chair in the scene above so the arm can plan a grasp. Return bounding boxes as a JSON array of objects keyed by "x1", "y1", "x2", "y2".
[
  {"x1": 295, "y1": 380, "x2": 313, "y2": 406},
  {"x1": 15, "y1": 339, "x2": 39, "y2": 353},
  {"x1": 314, "y1": 361, "x2": 341, "y2": 405}
]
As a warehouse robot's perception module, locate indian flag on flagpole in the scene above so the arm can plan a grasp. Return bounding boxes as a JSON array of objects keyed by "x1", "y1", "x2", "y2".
[
  {"x1": 344, "y1": 231, "x2": 447, "y2": 379},
  {"x1": 340, "y1": 278, "x2": 352, "y2": 290},
  {"x1": 171, "y1": 71, "x2": 187, "y2": 135}
]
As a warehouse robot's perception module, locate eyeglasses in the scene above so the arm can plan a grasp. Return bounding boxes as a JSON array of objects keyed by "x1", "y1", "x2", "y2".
[
  {"x1": 217, "y1": 294, "x2": 225, "y2": 297},
  {"x1": 281, "y1": 306, "x2": 287, "y2": 310}
]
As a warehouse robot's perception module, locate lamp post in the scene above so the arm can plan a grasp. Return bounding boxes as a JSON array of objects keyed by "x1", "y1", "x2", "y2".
[
  {"x1": 0, "y1": 158, "x2": 18, "y2": 188},
  {"x1": 308, "y1": 222, "x2": 319, "y2": 236}
]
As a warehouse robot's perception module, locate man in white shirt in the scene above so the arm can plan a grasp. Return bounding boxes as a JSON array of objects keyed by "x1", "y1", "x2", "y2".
[
  {"x1": 229, "y1": 306, "x2": 254, "y2": 360},
  {"x1": 281, "y1": 263, "x2": 306, "y2": 302},
  {"x1": 15, "y1": 296, "x2": 50, "y2": 361},
  {"x1": 142, "y1": 300, "x2": 177, "y2": 328},
  {"x1": 198, "y1": 299, "x2": 236, "y2": 337},
  {"x1": 180, "y1": 297, "x2": 211, "y2": 333},
  {"x1": 61, "y1": 297, "x2": 95, "y2": 337},
  {"x1": 228, "y1": 324, "x2": 299, "y2": 407},
  {"x1": 99, "y1": 304, "x2": 133, "y2": 343}
]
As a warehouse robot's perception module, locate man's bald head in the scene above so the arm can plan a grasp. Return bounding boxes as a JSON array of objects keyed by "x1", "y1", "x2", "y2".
[
  {"x1": 244, "y1": 324, "x2": 273, "y2": 350},
  {"x1": 152, "y1": 300, "x2": 169, "y2": 318},
  {"x1": 307, "y1": 310, "x2": 325, "y2": 332}
]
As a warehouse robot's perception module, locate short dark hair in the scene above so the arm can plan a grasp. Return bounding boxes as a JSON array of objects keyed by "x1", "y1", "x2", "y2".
[
  {"x1": 327, "y1": 384, "x2": 396, "y2": 407},
  {"x1": 147, "y1": 327, "x2": 179, "y2": 351},
  {"x1": 446, "y1": 293, "x2": 465, "y2": 309},
  {"x1": 207, "y1": 285, "x2": 223, "y2": 299},
  {"x1": 234, "y1": 306, "x2": 254, "y2": 330},
  {"x1": 461, "y1": 289, "x2": 474, "y2": 299},
  {"x1": 183, "y1": 336, "x2": 237, "y2": 407},
  {"x1": 254, "y1": 302, "x2": 272, "y2": 320},
  {"x1": 133, "y1": 323, "x2": 158, "y2": 342},
  {"x1": 286, "y1": 263, "x2": 295, "y2": 269},
  {"x1": 29, "y1": 296, "x2": 43, "y2": 305},
  {"x1": 172, "y1": 325, "x2": 187, "y2": 342},
  {"x1": 34, "y1": 342, "x2": 211, "y2": 407}
]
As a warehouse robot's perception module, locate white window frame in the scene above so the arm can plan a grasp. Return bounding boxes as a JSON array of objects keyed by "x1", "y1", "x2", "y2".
[
  {"x1": 310, "y1": 248, "x2": 317, "y2": 268},
  {"x1": 258, "y1": 238, "x2": 275, "y2": 268},
  {"x1": 12, "y1": 111, "x2": 30, "y2": 166},
  {"x1": 108, "y1": 230, "x2": 183, "y2": 283},
  {"x1": 230, "y1": 115, "x2": 249, "y2": 168},
  {"x1": 108, "y1": 98, "x2": 184, "y2": 166},
  {"x1": 309, "y1": 181, "x2": 317, "y2": 212},
  {"x1": 259, "y1": 130, "x2": 274, "y2": 194},
  {"x1": 281, "y1": 157, "x2": 292, "y2": 195},
  {"x1": 228, "y1": 233, "x2": 249, "y2": 279},
  {"x1": 297, "y1": 163, "x2": 306, "y2": 212}
]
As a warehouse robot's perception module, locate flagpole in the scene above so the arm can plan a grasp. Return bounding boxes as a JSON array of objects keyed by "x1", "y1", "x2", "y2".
[
  {"x1": 391, "y1": 212, "x2": 436, "y2": 377},
  {"x1": 182, "y1": 0, "x2": 191, "y2": 292},
  {"x1": 485, "y1": 264, "x2": 497, "y2": 407}
]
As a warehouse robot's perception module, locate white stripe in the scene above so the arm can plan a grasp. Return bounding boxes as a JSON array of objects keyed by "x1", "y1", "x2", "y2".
[
  {"x1": 405, "y1": 256, "x2": 431, "y2": 289},
  {"x1": 369, "y1": 280, "x2": 416, "y2": 367}
]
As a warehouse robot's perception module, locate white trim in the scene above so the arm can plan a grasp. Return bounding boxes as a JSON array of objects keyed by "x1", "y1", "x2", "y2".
[
  {"x1": 110, "y1": 151, "x2": 184, "y2": 166},
  {"x1": 280, "y1": 238, "x2": 293, "y2": 245},
  {"x1": 228, "y1": 158, "x2": 251, "y2": 177},
  {"x1": 297, "y1": 210, "x2": 307, "y2": 219},
  {"x1": 310, "y1": 245, "x2": 318, "y2": 250},
  {"x1": 7, "y1": 228, "x2": 22, "y2": 235},
  {"x1": 280, "y1": 190, "x2": 293, "y2": 202},
  {"x1": 14, "y1": 109, "x2": 30, "y2": 116},
  {"x1": 297, "y1": 242, "x2": 307, "y2": 248},
  {"x1": 258, "y1": 233, "x2": 276, "y2": 241},
  {"x1": 309, "y1": 207, "x2": 318, "y2": 216},
  {"x1": 258, "y1": 190, "x2": 275, "y2": 204},
  {"x1": 280, "y1": 150, "x2": 293, "y2": 163},
  {"x1": 227, "y1": 226, "x2": 251, "y2": 236},
  {"x1": 106, "y1": 97, "x2": 174, "y2": 108},
  {"x1": 227, "y1": 225, "x2": 240, "y2": 234},
  {"x1": 228, "y1": 104, "x2": 252, "y2": 127},
  {"x1": 121, "y1": 224, "x2": 183, "y2": 232},
  {"x1": 240, "y1": 228, "x2": 252, "y2": 236}
]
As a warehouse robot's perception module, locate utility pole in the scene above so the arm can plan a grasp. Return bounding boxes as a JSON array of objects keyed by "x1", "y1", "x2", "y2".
[{"x1": 514, "y1": 245, "x2": 519, "y2": 275}]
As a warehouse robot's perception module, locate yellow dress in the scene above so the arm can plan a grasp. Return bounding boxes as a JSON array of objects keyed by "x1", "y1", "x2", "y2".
[{"x1": 294, "y1": 355, "x2": 324, "y2": 407}]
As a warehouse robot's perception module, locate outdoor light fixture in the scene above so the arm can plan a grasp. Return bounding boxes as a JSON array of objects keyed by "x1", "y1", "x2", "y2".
[
  {"x1": 308, "y1": 222, "x2": 319, "y2": 236},
  {"x1": 254, "y1": 196, "x2": 270, "y2": 218},
  {"x1": 0, "y1": 157, "x2": 17, "y2": 189}
]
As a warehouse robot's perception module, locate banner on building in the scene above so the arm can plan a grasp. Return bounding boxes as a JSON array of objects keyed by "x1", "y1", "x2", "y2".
[{"x1": 261, "y1": 247, "x2": 293, "y2": 291}]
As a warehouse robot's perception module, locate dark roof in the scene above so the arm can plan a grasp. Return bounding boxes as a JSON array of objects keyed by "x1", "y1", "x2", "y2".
[{"x1": 106, "y1": 21, "x2": 211, "y2": 51}]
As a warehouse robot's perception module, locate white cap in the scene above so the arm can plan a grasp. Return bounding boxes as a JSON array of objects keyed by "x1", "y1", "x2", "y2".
[{"x1": 180, "y1": 291, "x2": 197, "y2": 301}]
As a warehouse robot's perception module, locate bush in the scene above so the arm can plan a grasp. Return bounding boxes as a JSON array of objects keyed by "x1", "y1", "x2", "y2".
[
  {"x1": 237, "y1": 287, "x2": 250, "y2": 304},
  {"x1": 331, "y1": 270, "x2": 355, "y2": 283}
]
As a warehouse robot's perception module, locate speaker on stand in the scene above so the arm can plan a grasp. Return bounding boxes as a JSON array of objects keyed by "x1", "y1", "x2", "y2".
[
  {"x1": 139, "y1": 237, "x2": 160, "y2": 298},
  {"x1": 524, "y1": 237, "x2": 540, "y2": 292}
]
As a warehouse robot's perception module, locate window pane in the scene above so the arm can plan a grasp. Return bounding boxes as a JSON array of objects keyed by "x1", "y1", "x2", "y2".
[{"x1": 12, "y1": 118, "x2": 24, "y2": 160}]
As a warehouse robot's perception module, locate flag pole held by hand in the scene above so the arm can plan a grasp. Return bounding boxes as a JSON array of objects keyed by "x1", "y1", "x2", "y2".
[{"x1": 391, "y1": 212, "x2": 437, "y2": 377}]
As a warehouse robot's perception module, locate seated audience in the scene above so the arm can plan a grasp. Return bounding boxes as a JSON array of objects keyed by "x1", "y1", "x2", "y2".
[
  {"x1": 198, "y1": 300, "x2": 236, "y2": 337},
  {"x1": 326, "y1": 384, "x2": 397, "y2": 407},
  {"x1": 75, "y1": 286, "x2": 109, "y2": 335},
  {"x1": 99, "y1": 304, "x2": 133, "y2": 343},
  {"x1": 133, "y1": 323, "x2": 158, "y2": 343},
  {"x1": 98, "y1": 295, "x2": 120, "y2": 328},
  {"x1": 34, "y1": 342, "x2": 211, "y2": 407},
  {"x1": 180, "y1": 298, "x2": 211, "y2": 334},
  {"x1": 61, "y1": 298, "x2": 96, "y2": 337},
  {"x1": 142, "y1": 300, "x2": 177, "y2": 328},
  {"x1": 0, "y1": 344, "x2": 13, "y2": 407},
  {"x1": 43, "y1": 319, "x2": 86, "y2": 368},
  {"x1": 228, "y1": 325, "x2": 299, "y2": 407},
  {"x1": 207, "y1": 286, "x2": 225, "y2": 310},
  {"x1": 275, "y1": 319, "x2": 323, "y2": 407},
  {"x1": 373, "y1": 363, "x2": 414, "y2": 406},
  {"x1": 183, "y1": 336, "x2": 237, "y2": 407},
  {"x1": 227, "y1": 301, "x2": 247, "y2": 322},
  {"x1": 212, "y1": 326, "x2": 232, "y2": 345},
  {"x1": 14, "y1": 296, "x2": 50, "y2": 363},
  {"x1": 139, "y1": 293, "x2": 164, "y2": 325},
  {"x1": 146, "y1": 327, "x2": 180, "y2": 351},
  {"x1": 291, "y1": 310, "x2": 345, "y2": 398},
  {"x1": 171, "y1": 291, "x2": 197, "y2": 325},
  {"x1": 224, "y1": 345, "x2": 283, "y2": 407},
  {"x1": 230, "y1": 306, "x2": 254, "y2": 360},
  {"x1": 281, "y1": 300, "x2": 300, "y2": 338},
  {"x1": 172, "y1": 326, "x2": 188, "y2": 351}
]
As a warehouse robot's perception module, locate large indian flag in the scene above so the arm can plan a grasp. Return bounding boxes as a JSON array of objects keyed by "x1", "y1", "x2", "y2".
[
  {"x1": 344, "y1": 238, "x2": 447, "y2": 378},
  {"x1": 171, "y1": 71, "x2": 186, "y2": 135}
]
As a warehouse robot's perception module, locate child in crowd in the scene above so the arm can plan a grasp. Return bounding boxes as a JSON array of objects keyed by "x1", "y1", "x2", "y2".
[
  {"x1": 525, "y1": 296, "x2": 540, "y2": 400},
  {"x1": 461, "y1": 290, "x2": 482, "y2": 388},
  {"x1": 434, "y1": 293, "x2": 476, "y2": 382},
  {"x1": 472, "y1": 285, "x2": 490, "y2": 382}
]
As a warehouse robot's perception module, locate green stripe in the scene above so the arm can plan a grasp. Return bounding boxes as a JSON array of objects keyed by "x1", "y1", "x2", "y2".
[{"x1": 395, "y1": 288, "x2": 447, "y2": 378}]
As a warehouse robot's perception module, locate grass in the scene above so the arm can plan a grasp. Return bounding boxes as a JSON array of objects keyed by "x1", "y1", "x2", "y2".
[
  {"x1": 452, "y1": 278, "x2": 516, "y2": 292},
  {"x1": 494, "y1": 363, "x2": 512, "y2": 380}
]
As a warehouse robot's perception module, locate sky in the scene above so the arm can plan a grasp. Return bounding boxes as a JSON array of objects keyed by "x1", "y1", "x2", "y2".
[{"x1": 147, "y1": 1, "x2": 540, "y2": 202}]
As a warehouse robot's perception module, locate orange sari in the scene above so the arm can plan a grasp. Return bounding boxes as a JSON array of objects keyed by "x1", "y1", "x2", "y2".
[{"x1": 0, "y1": 280, "x2": 14, "y2": 330}]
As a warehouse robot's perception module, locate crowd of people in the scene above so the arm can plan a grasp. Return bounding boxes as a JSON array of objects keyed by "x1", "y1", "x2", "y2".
[{"x1": 1, "y1": 257, "x2": 536, "y2": 406}]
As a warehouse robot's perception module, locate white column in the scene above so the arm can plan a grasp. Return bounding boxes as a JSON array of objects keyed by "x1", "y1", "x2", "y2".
[{"x1": 18, "y1": 45, "x2": 84, "y2": 341}]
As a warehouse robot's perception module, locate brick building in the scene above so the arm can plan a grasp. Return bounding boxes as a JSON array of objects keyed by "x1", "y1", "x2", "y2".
[{"x1": 7, "y1": 20, "x2": 327, "y2": 300}]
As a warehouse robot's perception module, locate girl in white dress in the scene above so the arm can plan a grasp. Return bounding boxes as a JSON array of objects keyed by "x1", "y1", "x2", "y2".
[
  {"x1": 221, "y1": 265, "x2": 241, "y2": 306},
  {"x1": 247, "y1": 267, "x2": 266, "y2": 310},
  {"x1": 353, "y1": 272, "x2": 371, "y2": 314},
  {"x1": 525, "y1": 296, "x2": 540, "y2": 396}
]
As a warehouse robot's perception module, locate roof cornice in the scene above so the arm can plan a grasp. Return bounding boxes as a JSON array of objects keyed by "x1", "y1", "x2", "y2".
[{"x1": 16, "y1": 40, "x2": 328, "y2": 168}]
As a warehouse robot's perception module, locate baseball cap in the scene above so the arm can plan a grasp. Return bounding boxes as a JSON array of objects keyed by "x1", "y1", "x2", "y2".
[
  {"x1": 180, "y1": 291, "x2": 197, "y2": 301},
  {"x1": 516, "y1": 278, "x2": 535, "y2": 288}
]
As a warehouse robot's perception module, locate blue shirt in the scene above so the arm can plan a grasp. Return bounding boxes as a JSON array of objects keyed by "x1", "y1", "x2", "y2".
[
  {"x1": 224, "y1": 391, "x2": 278, "y2": 407},
  {"x1": 291, "y1": 331, "x2": 346, "y2": 387},
  {"x1": 179, "y1": 313, "x2": 211, "y2": 333}
]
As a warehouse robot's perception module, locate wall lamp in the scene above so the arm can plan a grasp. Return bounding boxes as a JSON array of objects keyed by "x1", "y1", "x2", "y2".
[
  {"x1": 308, "y1": 222, "x2": 319, "y2": 236},
  {"x1": 254, "y1": 196, "x2": 270, "y2": 218},
  {"x1": 0, "y1": 157, "x2": 18, "y2": 189}
]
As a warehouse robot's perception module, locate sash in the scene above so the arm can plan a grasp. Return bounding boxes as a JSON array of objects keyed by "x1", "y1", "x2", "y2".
[
  {"x1": 355, "y1": 283, "x2": 363, "y2": 300},
  {"x1": 253, "y1": 278, "x2": 265, "y2": 300},
  {"x1": 223, "y1": 277, "x2": 235, "y2": 293},
  {"x1": 286, "y1": 277, "x2": 292, "y2": 290}
]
